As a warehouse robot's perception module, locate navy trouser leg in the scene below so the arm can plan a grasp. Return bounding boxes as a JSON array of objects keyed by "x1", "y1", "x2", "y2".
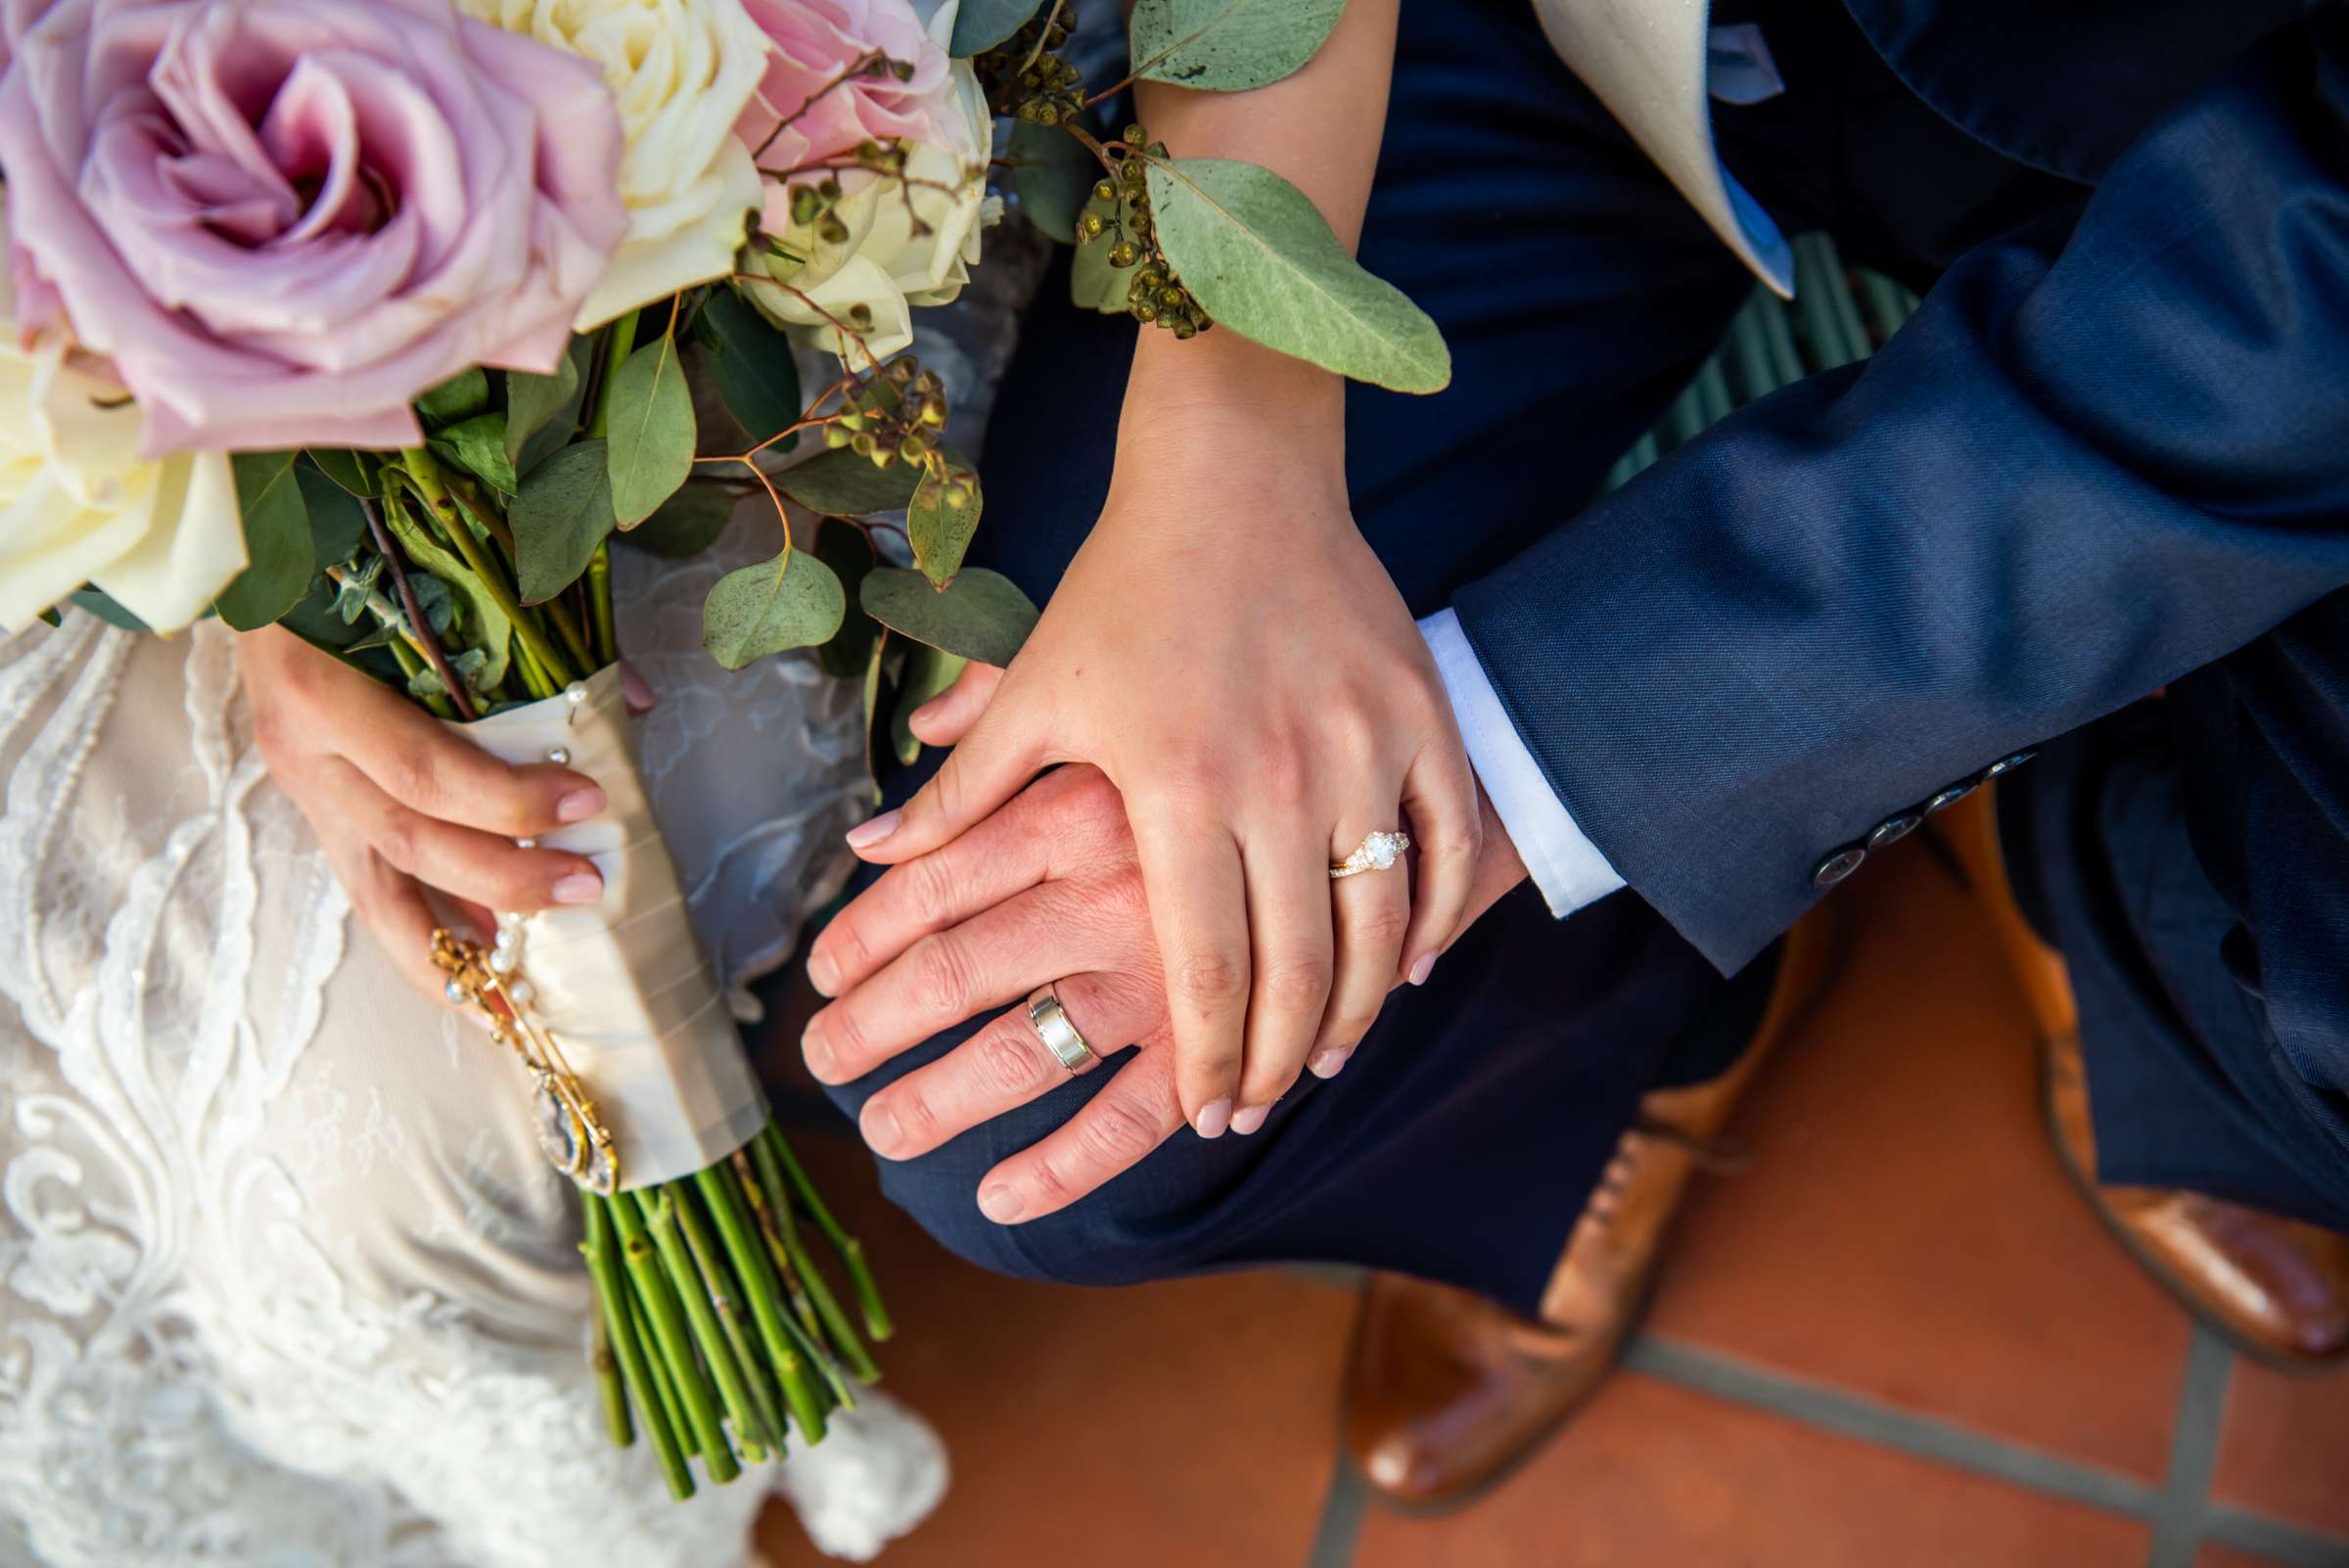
[{"x1": 814, "y1": 0, "x2": 1773, "y2": 1314}]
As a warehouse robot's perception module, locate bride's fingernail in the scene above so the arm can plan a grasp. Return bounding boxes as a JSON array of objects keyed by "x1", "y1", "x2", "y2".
[
  {"x1": 619, "y1": 661, "x2": 657, "y2": 715},
  {"x1": 552, "y1": 872, "x2": 603, "y2": 904},
  {"x1": 806, "y1": 948, "x2": 841, "y2": 997},
  {"x1": 1309, "y1": 1047, "x2": 1352, "y2": 1080},
  {"x1": 1407, "y1": 952, "x2": 1438, "y2": 987},
  {"x1": 1194, "y1": 1098, "x2": 1232, "y2": 1138},
  {"x1": 845, "y1": 809, "x2": 900, "y2": 851},
  {"x1": 557, "y1": 786, "x2": 606, "y2": 822},
  {"x1": 1229, "y1": 1104, "x2": 1269, "y2": 1136},
  {"x1": 979, "y1": 1182, "x2": 1025, "y2": 1222}
]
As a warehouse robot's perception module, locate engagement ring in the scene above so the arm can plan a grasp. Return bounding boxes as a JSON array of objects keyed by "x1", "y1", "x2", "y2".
[{"x1": 1330, "y1": 830, "x2": 1410, "y2": 880}]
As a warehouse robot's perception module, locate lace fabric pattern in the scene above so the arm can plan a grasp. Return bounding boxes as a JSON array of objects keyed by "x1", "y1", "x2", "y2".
[{"x1": 0, "y1": 537, "x2": 944, "y2": 1568}]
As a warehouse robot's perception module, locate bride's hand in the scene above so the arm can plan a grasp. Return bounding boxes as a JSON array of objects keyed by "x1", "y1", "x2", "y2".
[
  {"x1": 842, "y1": 332, "x2": 1482, "y2": 1139},
  {"x1": 239, "y1": 625, "x2": 630, "y2": 1003}
]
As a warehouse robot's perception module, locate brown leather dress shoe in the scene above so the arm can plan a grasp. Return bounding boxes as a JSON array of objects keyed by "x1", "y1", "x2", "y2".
[
  {"x1": 1344, "y1": 906, "x2": 1841, "y2": 1512},
  {"x1": 1939, "y1": 788, "x2": 2349, "y2": 1367}
]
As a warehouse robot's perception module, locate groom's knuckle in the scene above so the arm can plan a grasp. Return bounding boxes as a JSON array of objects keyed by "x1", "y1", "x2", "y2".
[
  {"x1": 974, "y1": 1025, "x2": 1042, "y2": 1096},
  {"x1": 891, "y1": 1084, "x2": 943, "y2": 1144},
  {"x1": 902, "y1": 853, "x2": 959, "y2": 928},
  {"x1": 1079, "y1": 1100, "x2": 1155, "y2": 1167},
  {"x1": 908, "y1": 934, "x2": 977, "y2": 1014},
  {"x1": 1024, "y1": 1155, "x2": 1075, "y2": 1209}
]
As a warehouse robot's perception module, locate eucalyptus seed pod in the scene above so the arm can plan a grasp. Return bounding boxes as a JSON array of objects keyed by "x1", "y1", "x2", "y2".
[
  {"x1": 852, "y1": 432, "x2": 876, "y2": 456},
  {"x1": 1122, "y1": 123, "x2": 1146, "y2": 147},
  {"x1": 1092, "y1": 180, "x2": 1116, "y2": 203},
  {"x1": 824, "y1": 424, "x2": 852, "y2": 448},
  {"x1": 898, "y1": 434, "x2": 929, "y2": 462},
  {"x1": 1109, "y1": 241, "x2": 1138, "y2": 268}
]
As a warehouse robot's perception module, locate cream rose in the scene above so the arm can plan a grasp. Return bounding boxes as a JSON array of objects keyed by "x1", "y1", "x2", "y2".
[
  {"x1": 745, "y1": 3, "x2": 992, "y2": 360},
  {"x1": 460, "y1": 0, "x2": 771, "y2": 328},
  {"x1": 0, "y1": 221, "x2": 242, "y2": 632}
]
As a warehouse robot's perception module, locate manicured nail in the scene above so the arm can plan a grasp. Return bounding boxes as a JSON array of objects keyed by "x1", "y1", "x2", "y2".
[
  {"x1": 860, "y1": 1100, "x2": 899, "y2": 1155},
  {"x1": 1309, "y1": 1047, "x2": 1353, "y2": 1080},
  {"x1": 806, "y1": 947, "x2": 841, "y2": 997},
  {"x1": 620, "y1": 661, "x2": 657, "y2": 715},
  {"x1": 801, "y1": 1017, "x2": 835, "y2": 1079},
  {"x1": 845, "y1": 808, "x2": 900, "y2": 851},
  {"x1": 557, "y1": 786, "x2": 606, "y2": 822},
  {"x1": 551, "y1": 872, "x2": 603, "y2": 904},
  {"x1": 1229, "y1": 1104, "x2": 1269, "y2": 1135},
  {"x1": 1194, "y1": 1097, "x2": 1232, "y2": 1138},
  {"x1": 979, "y1": 1182, "x2": 1025, "y2": 1222},
  {"x1": 1407, "y1": 952, "x2": 1437, "y2": 987}
]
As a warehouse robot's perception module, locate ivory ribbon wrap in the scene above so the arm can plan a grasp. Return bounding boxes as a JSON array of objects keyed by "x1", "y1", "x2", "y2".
[{"x1": 450, "y1": 665, "x2": 766, "y2": 1189}]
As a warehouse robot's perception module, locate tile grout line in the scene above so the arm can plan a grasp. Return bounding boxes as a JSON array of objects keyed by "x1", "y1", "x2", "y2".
[
  {"x1": 2202, "y1": 1505, "x2": 2349, "y2": 1568},
  {"x1": 2144, "y1": 1325, "x2": 2235, "y2": 1568},
  {"x1": 1304, "y1": 1435, "x2": 1370, "y2": 1568},
  {"x1": 1624, "y1": 1334, "x2": 2163, "y2": 1519}
]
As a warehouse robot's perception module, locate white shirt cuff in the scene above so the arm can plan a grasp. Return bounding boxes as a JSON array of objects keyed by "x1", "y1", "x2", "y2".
[{"x1": 1419, "y1": 607, "x2": 1627, "y2": 920}]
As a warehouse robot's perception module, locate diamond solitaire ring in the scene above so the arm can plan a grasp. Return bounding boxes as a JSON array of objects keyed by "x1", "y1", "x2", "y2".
[{"x1": 1330, "y1": 829, "x2": 1410, "y2": 880}]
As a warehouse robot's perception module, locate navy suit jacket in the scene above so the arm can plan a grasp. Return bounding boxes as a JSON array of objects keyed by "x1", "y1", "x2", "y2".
[{"x1": 1451, "y1": 3, "x2": 2349, "y2": 1202}]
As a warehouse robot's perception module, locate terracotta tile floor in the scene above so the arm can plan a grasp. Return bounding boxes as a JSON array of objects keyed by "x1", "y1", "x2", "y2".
[{"x1": 755, "y1": 834, "x2": 2349, "y2": 1568}]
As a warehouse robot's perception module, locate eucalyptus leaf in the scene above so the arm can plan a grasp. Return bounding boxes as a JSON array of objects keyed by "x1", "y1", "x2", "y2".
[
  {"x1": 892, "y1": 640, "x2": 967, "y2": 764},
  {"x1": 430, "y1": 412, "x2": 518, "y2": 495},
  {"x1": 1128, "y1": 0, "x2": 1344, "y2": 91},
  {"x1": 604, "y1": 334, "x2": 696, "y2": 528},
  {"x1": 295, "y1": 457, "x2": 367, "y2": 568},
  {"x1": 408, "y1": 645, "x2": 491, "y2": 701},
  {"x1": 1145, "y1": 157, "x2": 1450, "y2": 393},
  {"x1": 1009, "y1": 119, "x2": 1098, "y2": 244},
  {"x1": 775, "y1": 447, "x2": 921, "y2": 516},
  {"x1": 511, "y1": 338, "x2": 595, "y2": 474},
  {"x1": 416, "y1": 367, "x2": 489, "y2": 426},
  {"x1": 213, "y1": 450, "x2": 313, "y2": 630},
  {"x1": 1070, "y1": 220, "x2": 1131, "y2": 314},
  {"x1": 279, "y1": 575, "x2": 367, "y2": 651},
  {"x1": 379, "y1": 499, "x2": 513, "y2": 691},
  {"x1": 332, "y1": 555, "x2": 385, "y2": 623},
  {"x1": 702, "y1": 546, "x2": 847, "y2": 669},
  {"x1": 860, "y1": 566, "x2": 1037, "y2": 668},
  {"x1": 907, "y1": 455, "x2": 982, "y2": 587},
  {"x1": 697, "y1": 288, "x2": 803, "y2": 447},
  {"x1": 69, "y1": 587, "x2": 149, "y2": 632},
  {"x1": 814, "y1": 517, "x2": 879, "y2": 679},
  {"x1": 511, "y1": 439, "x2": 617, "y2": 604},
  {"x1": 949, "y1": 0, "x2": 1043, "y2": 56},
  {"x1": 306, "y1": 447, "x2": 374, "y2": 497},
  {"x1": 404, "y1": 571, "x2": 459, "y2": 639},
  {"x1": 620, "y1": 480, "x2": 737, "y2": 560}
]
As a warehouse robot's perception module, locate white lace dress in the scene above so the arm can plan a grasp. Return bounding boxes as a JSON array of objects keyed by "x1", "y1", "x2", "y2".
[{"x1": 0, "y1": 536, "x2": 947, "y2": 1568}]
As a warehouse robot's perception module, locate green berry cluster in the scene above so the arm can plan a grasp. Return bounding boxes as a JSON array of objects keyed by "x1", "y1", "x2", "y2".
[
  {"x1": 786, "y1": 176, "x2": 852, "y2": 245},
  {"x1": 824, "y1": 357, "x2": 971, "y2": 506},
  {"x1": 980, "y1": 5, "x2": 1083, "y2": 124},
  {"x1": 1078, "y1": 125, "x2": 1212, "y2": 338}
]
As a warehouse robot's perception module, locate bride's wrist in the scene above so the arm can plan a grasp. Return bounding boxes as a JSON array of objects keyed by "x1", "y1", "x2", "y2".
[{"x1": 1111, "y1": 330, "x2": 1347, "y2": 511}]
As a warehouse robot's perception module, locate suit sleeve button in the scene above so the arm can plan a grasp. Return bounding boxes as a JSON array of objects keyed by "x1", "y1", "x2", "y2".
[
  {"x1": 1867, "y1": 812, "x2": 1923, "y2": 850},
  {"x1": 1924, "y1": 779, "x2": 1978, "y2": 814},
  {"x1": 1982, "y1": 750, "x2": 2037, "y2": 779},
  {"x1": 1812, "y1": 846, "x2": 1868, "y2": 888}
]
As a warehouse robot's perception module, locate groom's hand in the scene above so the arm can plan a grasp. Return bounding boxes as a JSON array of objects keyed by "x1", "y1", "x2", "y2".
[
  {"x1": 802, "y1": 675, "x2": 1531, "y2": 1223},
  {"x1": 803, "y1": 761, "x2": 1187, "y2": 1223}
]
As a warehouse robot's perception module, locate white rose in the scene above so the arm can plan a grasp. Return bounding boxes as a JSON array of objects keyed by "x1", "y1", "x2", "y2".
[
  {"x1": 460, "y1": 0, "x2": 771, "y2": 327},
  {"x1": 0, "y1": 219, "x2": 243, "y2": 633},
  {"x1": 748, "y1": 7, "x2": 993, "y2": 361}
]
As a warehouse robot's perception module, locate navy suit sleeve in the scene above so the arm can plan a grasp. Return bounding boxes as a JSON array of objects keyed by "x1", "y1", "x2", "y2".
[{"x1": 1451, "y1": 12, "x2": 2349, "y2": 973}]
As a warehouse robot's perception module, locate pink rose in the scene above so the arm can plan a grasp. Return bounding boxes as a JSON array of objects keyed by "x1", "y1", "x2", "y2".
[
  {"x1": 0, "y1": 0, "x2": 627, "y2": 454},
  {"x1": 737, "y1": 0, "x2": 972, "y2": 180}
]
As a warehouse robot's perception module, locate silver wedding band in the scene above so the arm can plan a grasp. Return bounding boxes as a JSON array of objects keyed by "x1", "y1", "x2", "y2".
[{"x1": 1027, "y1": 983, "x2": 1098, "y2": 1076}]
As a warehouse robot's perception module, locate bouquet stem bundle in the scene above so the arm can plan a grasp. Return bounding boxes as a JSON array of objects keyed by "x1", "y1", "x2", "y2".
[{"x1": 583, "y1": 1125, "x2": 891, "y2": 1499}]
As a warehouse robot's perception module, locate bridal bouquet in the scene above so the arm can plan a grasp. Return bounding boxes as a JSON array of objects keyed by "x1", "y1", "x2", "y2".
[{"x1": 0, "y1": 0, "x2": 1447, "y2": 1507}]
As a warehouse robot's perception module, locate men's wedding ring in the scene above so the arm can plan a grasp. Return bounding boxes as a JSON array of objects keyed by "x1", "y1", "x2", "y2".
[
  {"x1": 1027, "y1": 984, "x2": 1098, "y2": 1076},
  {"x1": 1330, "y1": 829, "x2": 1410, "y2": 880}
]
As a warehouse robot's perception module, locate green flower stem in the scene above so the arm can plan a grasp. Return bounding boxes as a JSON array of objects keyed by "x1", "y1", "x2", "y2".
[
  {"x1": 383, "y1": 640, "x2": 458, "y2": 719},
  {"x1": 636, "y1": 1187, "x2": 764, "y2": 1471},
  {"x1": 768, "y1": 1126, "x2": 894, "y2": 1343},
  {"x1": 697, "y1": 1163, "x2": 830, "y2": 1445},
  {"x1": 672, "y1": 1178, "x2": 786, "y2": 1453},
  {"x1": 733, "y1": 1149, "x2": 857, "y2": 1409},
  {"x1": 399, "y1": 447, "x2": 579, "y2": 689},
  {"x1": 588, "y1": 543, "x2": 618, "y2": 669},
  {"x1": 509, "y1": 628, "x2": 560, "y2": 702},
  {"x1": 588, "y1": 1202, "x2": 701, "y2": 1499},
  {"x1": 752, "y1": 1128, "x2": 880, "y2": 1383},
  {"x1": 586, "y1": 308, "x2": 643, "y2": 442},
  {"x1": 539, "y1": 587, "x2": 598, "y2": 676},
  {"x1": 581, "y1": 1226, "x2": 634, "y2": 1450},
  {"x1": 626, "y1": 1261, "x2": 696, "y2": 1459},
  {"x1": 611, "y1": 1190, "x2": 739, "y2": 1483}
]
